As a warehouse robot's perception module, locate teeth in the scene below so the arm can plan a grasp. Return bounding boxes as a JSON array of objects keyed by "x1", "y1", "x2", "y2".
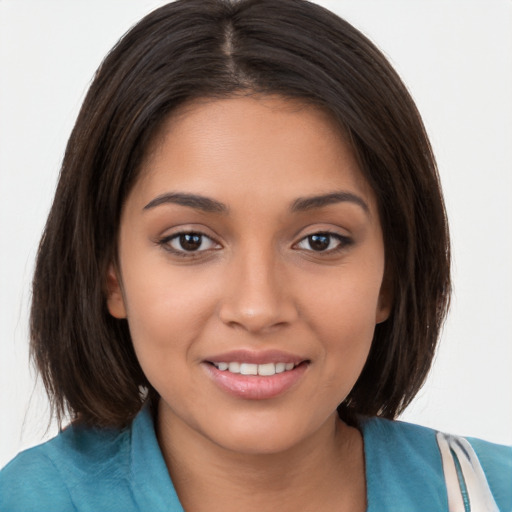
[
  {"x1": 258, "y1": 363, "x2": 276, "y2": 376},
  {"x1": 213, "y1": 361, "x2": 298, "y2": 375},
  {"x1": 228, "y1": 362, "x2": 240, "y2": 373},
  {"x1": 240, "y1": 363, "x2": 258, "y2": 375}
]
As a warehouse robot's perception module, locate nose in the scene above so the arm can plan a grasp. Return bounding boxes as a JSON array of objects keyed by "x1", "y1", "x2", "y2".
[{"x1": 218, "y1": 246, "x2": 298, "y2": 334}]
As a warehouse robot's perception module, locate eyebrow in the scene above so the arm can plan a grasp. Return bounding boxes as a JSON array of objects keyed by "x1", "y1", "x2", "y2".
[
  {"x1": 290, "y1": 191, "x2": 370, "y2": 214},
  {"x1": 143, "y1": 190, "x2": 369, "y2": 216},
  {"x1": 143, "y1": 192, "x2": 228, "y2": 213}
]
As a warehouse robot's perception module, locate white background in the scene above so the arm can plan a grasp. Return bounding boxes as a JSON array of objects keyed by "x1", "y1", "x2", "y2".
[{"x1": 1, "y1": 0, "x2": 511, "y2": 468}]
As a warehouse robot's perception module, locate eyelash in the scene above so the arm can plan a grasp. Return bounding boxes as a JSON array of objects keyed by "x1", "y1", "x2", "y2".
[
  {"x1": 158, "y1": 231, "x2": 221, "y2": 257},
  {"x1": 158, "y1": 230, "x2": 352, "y2": 258},
  {"x1": 294, "y1": 231, "x2": 353, "y2": 254}
]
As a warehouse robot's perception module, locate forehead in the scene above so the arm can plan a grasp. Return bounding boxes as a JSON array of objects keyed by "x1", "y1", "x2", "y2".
[{"x1": 132, "y1": 95, "x2": 376, "y2": 213}]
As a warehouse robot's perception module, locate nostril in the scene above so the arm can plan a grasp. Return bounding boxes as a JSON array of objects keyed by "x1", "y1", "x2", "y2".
[{"x1": 218, "y1": 296, "x2": 298, "y2": 333}]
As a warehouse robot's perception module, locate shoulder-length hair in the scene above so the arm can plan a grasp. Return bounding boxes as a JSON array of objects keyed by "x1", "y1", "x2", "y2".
[{"x1": 31, "y1": 0, "x2": 450, "y2": 427}]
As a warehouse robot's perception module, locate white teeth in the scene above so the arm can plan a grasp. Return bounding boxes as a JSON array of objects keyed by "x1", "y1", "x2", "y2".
[
  {"x1": 258, "y1": 363, "x2": 276, "y2": 376},
  {"x1": 275, "y1": 362, "x2": 286, "y2": 374},
  {"x1": 212, "y1": 361, "x2": 298, "y2": 375},
  {"x1": 240, "y1": 363, "x2": 258, "y2": 375},
  {"x1": 228, "y1": 362, "x2": 240, "y2": 373}
]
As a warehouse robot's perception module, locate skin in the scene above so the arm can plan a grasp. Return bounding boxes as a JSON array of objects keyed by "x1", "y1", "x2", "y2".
[{"x1": 107, "y1": 95, "x2": 391, "y2": 512}]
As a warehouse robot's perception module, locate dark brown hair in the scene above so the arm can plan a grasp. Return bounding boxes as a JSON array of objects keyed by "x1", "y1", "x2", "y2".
[{"x1": 31, "y1": 0, "x2": 450, "y2": 428}]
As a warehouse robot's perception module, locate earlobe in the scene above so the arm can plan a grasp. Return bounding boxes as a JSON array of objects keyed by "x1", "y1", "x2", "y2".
[
  {"x1": 106, "y1": 264, "x2": 127, "y2": 319},
  {"x1": 375, "y1": 296, "x2": 392, "y2": 324},
  {"x1": 376, "y1": 274, "x2": 393, "y2": 324}
]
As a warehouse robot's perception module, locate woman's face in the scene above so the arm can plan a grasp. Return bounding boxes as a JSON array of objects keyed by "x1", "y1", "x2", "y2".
[{"x1": 108, "y1": 95, "x2": 391, "y2": 455}]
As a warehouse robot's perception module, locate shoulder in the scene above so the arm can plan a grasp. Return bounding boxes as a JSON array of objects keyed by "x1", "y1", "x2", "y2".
[
  {"x1": 361, "y1": 416, "x2": 511, "y2": 512},
  {"x1": 466, "y1": 434, "x2": 512, "y2": 510},
  {"x1": 0, "y1": 444, "x2": 73, "y2": 511},
  {"x1": 361, "y1": 416, "x2": 448, "y2": 510},
  {"x1": 0, "y1": 422, "x2": 133, "y2": 512}
]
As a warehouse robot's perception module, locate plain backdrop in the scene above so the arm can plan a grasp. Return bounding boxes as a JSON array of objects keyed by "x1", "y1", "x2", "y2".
[{"x1": 1, "y1": 0, "x2": 511, "y2": 468}]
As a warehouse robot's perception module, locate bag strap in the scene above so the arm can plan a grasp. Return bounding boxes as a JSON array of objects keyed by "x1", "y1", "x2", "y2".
[{"x1": 436, "y1": 432, "x2": 499, "y2": 512}]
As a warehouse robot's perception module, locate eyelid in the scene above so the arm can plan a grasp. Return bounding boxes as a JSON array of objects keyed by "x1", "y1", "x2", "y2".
[
  {"x1": 292, "y1": 230, "x2": 353, "y2": 254},
  {"x1": 157, "y1": 228, "x2": 222, "y2": 257},
  {"x1": 156, "y1": 223, "x2": 221, "y2": 244}
]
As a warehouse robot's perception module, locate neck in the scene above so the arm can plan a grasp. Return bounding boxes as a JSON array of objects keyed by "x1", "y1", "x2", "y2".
[{"x1": 156, "y1": 402, "x2": 366, "y2": 512}]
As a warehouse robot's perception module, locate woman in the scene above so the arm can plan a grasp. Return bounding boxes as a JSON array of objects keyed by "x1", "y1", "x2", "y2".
[{"x1": 0, "y1": 1, "x2": 510, "y2": 510}]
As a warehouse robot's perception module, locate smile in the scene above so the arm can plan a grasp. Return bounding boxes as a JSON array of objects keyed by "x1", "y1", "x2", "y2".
[
  {"x1": 211, "y1": 362, "x2": 297, "y2": 376},
  {"x1": 205, "y1": 358, "x2": 308, "y2": 400}
]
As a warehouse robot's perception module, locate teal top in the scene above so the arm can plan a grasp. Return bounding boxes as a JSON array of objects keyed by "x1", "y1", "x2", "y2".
[{"x1": 1, "y1": 406, "x2": 510, "y2": 511}]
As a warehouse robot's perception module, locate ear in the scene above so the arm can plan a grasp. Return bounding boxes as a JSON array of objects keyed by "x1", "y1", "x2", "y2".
[
  {"x1": 106, "y1": 264, "x2": 127, "y2": 319},
  {"x1": 375, "y1": 271, "x2": 393, "y2": 324}
]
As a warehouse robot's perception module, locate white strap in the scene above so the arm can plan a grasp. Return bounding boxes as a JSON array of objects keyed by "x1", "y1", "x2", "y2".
[{"x1": 436, "y1": 432, "x2": 499, "y2": 512}]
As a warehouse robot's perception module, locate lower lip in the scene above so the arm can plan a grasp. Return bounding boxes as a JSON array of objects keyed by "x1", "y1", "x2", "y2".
[{"x1": 204, "y1": 363, "x2": 308, "y2": 400}]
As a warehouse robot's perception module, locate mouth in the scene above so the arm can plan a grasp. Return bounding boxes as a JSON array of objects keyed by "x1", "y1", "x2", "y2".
[
  {"x1": 203, "y1": 353, "x2": 309, "y2": 400},
  {"x1": 209, "y1": 361, "x2": 299, "y2": 376}
]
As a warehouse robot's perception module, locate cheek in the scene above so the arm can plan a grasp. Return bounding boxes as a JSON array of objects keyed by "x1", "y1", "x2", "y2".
[
  {"x1": 304, "y1": 259, "x2": 383, "y2": 332},
  {"x1": 120, "y1": 262, "x2": 220, "y2": 369},
  {"x1": 300, "y1": 263, "x2": 383, "y2": 376}
]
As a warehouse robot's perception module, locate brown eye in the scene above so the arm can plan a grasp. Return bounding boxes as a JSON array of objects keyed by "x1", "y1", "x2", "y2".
[
  {"x1": 179, "y1": 233, "x2": 203, "y2": 251},
  {"x1": 295, "y1": 232, "x2": 352, "y2": 253},
  {"x1": 308, "y1": 234, "x2": 330, "y2": 251},
  {"x1": 162, "y1": 232, "x2": 220, "y2": 254}
]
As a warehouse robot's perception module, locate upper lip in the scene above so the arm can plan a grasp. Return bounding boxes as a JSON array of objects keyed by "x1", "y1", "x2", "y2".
[{"x1": 204, "y1": 349, "x2": 307, "y2": 365}]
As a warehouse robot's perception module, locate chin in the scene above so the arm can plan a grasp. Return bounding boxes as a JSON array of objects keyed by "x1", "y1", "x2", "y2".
[
  {"x1": 204, "y1": 411, "x2": 330, "y2": 457},
  {"x1": 214, "y1": 430, "x2": 303, "y2": 456}
]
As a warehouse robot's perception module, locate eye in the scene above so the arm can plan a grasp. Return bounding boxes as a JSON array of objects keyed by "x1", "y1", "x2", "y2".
[
  {"x1": 295, "y1": 232, "x2": 351, "y2": 253},
  {"x1": 161, "y1": 232, "x2": 220, "y2": 254}
]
